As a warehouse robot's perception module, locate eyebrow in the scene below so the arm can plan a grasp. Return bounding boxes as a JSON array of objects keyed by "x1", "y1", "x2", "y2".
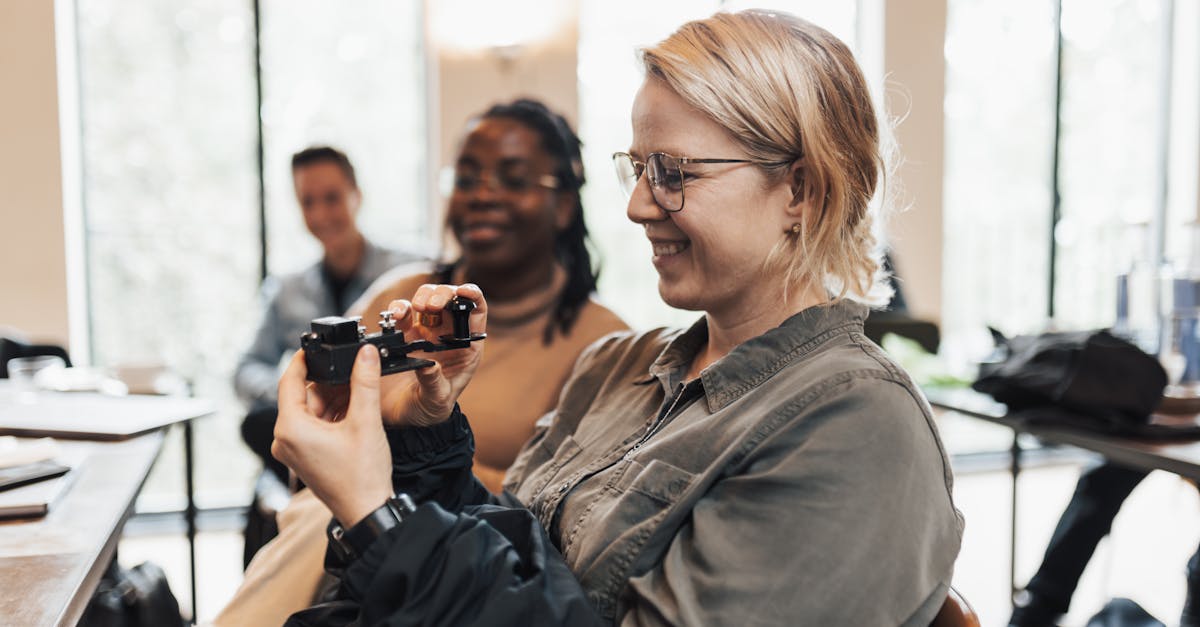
[
  {"x1": 626, "y1": 147, "x2": 690, "y2": 160},
  {"x1": 456, "y1": 156, "x2": 532, "y2": 170}
]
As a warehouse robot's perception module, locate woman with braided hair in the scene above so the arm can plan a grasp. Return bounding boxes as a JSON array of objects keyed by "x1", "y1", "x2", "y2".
[{"x1": 352, "y1": 97, "x2": 628, "y2": 493}]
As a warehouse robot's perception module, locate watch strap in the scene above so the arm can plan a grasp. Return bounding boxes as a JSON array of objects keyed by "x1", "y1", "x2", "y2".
[{"x1": 328, "y1": 493, "x2": 417, "y2": 562}]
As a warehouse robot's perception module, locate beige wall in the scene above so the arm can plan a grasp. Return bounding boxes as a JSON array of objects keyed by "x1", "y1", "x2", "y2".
[
  {"x1": 429, "y1": 5, "x2": 579, "y2": 215},
  {"x1": 0, "y1": 0, "x2": 71, "y2": 346},
  {"x1": 882, "y1": 0, "x2": 947, "y2": 323}
]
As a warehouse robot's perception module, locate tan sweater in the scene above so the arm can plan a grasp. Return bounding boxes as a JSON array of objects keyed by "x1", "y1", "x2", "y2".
[
  {"x1": 354, "y1": 263, "x2": 628, "y2": 493},
  {"x1": 211, "y1": 263, "x2": 627, "y2": 627}
]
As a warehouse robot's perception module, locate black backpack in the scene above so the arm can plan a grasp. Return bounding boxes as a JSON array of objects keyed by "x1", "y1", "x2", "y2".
[
  {"x1": 79, "y1": 560, "x2": 185, "y2": 627},
  {"x1": 974, "y1": 329, "x2": 1167, "y2": 422},
  {"x1": 969, "y1": 329, "x2": 1200, "y2": 438}
]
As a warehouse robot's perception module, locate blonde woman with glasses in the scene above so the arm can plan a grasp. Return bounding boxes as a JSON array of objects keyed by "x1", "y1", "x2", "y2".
[{"x1": 272, "y1": 10, "x2": 963, "y2": 626}]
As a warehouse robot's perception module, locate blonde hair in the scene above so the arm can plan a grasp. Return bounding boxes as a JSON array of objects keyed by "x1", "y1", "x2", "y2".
[{"x1": 641, "y1": 10, "x2": 893, "y2": 304}]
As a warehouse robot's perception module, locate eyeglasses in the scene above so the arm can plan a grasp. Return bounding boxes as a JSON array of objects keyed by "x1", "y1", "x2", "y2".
[
  {"x1": 452, "y1": 169, "x2": 559, "y2": 195},
  {"x1": 612, "y1": 151, "x2": 791, "y2": 212}
]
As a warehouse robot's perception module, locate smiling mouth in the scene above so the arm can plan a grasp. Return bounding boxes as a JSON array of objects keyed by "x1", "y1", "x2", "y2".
[
  {"x1": 652, "y1": 241, "x2": 690, "y2": 257},
  {"x1": 460, "y1": 223, "x2": 508, "y2": 244}
]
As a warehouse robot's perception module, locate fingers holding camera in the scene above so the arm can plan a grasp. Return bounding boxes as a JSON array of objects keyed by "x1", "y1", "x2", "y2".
[
  {"x1": 307, "y1": 381, "x2": 349, "y2": 420},
  {"x1": 455, "y1": 282, "x2": 487, "y2": 336},
  {"x1": 276, "y1": 350, "x2": 311, "y2": 420},
  {"x1": 384, "y1": 298, "x2": 415, "y2": 333},
  {"x1": 346, "y1": 344, "x2": 383, "y2": 424},
  {"x1": 375, "y1": 283, "x2": 487, "y2": 428},
  {"x1": 272, "y1": 347, "x2": 393, "y2": 527},
  {"x1": 410, "y1": 283, "x2": 488, "y2": 336}
]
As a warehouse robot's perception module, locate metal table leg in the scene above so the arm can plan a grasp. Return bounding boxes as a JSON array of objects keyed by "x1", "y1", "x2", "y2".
[
  {"x1": 1010, "y1": 430, "x2": 1022, "y2": 605},
  {"x1": 184, "y1": 420, "x2": 197, "y2": 621}
]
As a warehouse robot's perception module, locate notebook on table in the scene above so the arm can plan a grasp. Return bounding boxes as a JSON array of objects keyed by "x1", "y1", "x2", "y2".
[
  {"x1": 0, "y1": 461, "x2": 77, "y2": 520},
  {"x1": 0, "y1": 459, "x2": 70, "y2": 492}
]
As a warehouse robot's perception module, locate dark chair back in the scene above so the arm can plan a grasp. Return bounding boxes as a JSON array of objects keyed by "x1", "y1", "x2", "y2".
[
  {"x1": 863, "y1": 314, "x2": 941, "y2": 354},
  {"x1": 0, "y1": 336, "x2": 72, "y2": 378}
]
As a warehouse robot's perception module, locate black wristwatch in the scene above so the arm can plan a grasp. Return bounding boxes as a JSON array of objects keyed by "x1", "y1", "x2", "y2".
[{"x1": 327, "y1": 493, "x2": 417, "y2": 562}]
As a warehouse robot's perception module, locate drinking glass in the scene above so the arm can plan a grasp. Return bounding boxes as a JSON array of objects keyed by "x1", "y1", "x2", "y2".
[{"x1": 7, "y1": 355, "x2": 66, "y2": 403}]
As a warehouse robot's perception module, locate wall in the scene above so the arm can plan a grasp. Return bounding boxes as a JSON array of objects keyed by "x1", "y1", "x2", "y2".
[
  {"x1": 0, "y1": 0, "x2": 71, "y2": 347},
  {"x1": 880, "y1": 0, "x2": 947, "y2": 323},
  {"x1": 427, "y1": 1, "x2": 579, "y2": 226}
]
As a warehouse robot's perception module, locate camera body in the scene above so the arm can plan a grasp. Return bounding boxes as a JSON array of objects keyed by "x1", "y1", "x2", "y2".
[{"x1": 301, "y1": 297, "x2": 485, "y2": 385}]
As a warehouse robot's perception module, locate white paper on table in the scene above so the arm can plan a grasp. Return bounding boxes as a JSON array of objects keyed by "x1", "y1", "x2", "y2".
[{"x1": 0, "y1": 436, "x2": 60, "y2": 469}]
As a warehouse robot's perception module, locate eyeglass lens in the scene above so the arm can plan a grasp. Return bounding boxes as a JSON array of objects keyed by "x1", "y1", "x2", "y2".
[
  {"x1": 613, "y1": 153, "x2": 684, "y2": 212},
  {"x1": 454, "y1": 166, "x2": 543, "y2": 193}
]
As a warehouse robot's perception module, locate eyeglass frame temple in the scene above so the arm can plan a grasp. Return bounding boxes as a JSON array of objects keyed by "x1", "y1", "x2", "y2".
[{"x1": 612, "y1": 152, "x2": 791, "y2": 211}]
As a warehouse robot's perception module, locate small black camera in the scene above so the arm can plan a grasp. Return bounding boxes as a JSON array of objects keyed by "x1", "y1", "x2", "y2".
[{"x1": 301, "y1": 296, "x2": 486, "y2": 385}]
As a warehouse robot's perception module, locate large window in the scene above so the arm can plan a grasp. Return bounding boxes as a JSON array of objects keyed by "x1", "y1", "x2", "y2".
[
  {"x1": 1053, "y1": 0, "x2": 1176, "y2": 332},
  {"x1": 76, "y1": 1, "x2": 429, "y2": 509},
  {"x1": 77, "y1": 0, "x2": 261, "y2": 507},
  {"x1": 941, "y1": 0, "x2": 1058, "y2": 363},
  {"x1": 942, "y1": 0, "x2": 1198, "y2": 366},
  {"x1": 260, "y1": 0, "x2": 430, "y2": 274}
]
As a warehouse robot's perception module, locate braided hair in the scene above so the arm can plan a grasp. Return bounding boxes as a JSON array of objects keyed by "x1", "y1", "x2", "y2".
[{"x1": 438, "y1": 99, "x2": 599, "y2": 344}]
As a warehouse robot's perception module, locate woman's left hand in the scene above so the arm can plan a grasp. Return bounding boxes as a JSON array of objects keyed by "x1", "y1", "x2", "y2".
[{"x1": 271, "y1": 346, "x2": 393, "y2": 527}]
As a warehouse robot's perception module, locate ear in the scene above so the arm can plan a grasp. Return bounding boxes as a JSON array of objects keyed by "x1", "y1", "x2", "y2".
[
  {"x1": 784, "y1": 159, "x2": 810, "y2": 217},
  {"x1": 348, "y1": 188, "x2": 363, "y2": 214}
]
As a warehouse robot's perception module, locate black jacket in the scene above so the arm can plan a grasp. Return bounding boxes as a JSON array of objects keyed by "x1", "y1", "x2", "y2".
[{"x1": 285, "y1": 408, "x2": 606, "y2": 627}]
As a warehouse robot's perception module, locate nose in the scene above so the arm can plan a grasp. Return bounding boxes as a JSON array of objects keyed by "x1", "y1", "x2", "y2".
[
  {"x1": 310, "y1": 200, "x2": 333, "y2": 225},
  {"x1": 467, "y1": 174, "x2": 504, "y2": 206},
  {"x1": 625, "y1": 172, "x2": 667, "y2": 225}
]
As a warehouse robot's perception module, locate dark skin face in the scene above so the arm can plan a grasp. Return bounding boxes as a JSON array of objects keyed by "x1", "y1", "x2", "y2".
[{"x1": 447, "y1": 117, "x2": 573, "y2": 299}]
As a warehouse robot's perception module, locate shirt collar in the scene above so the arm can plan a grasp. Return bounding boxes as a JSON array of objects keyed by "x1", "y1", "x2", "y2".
[{"x1": 640, "y1": 300, "x2": 870, "y2": 412}]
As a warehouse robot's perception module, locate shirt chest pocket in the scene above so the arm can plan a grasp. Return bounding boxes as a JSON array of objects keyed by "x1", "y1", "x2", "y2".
[
  {"x1": 619, "y1": 458, "x2": 694, "y2": 505},
  {"x1": 564, "y1": 458, "x2": 696, "y2": 581}
]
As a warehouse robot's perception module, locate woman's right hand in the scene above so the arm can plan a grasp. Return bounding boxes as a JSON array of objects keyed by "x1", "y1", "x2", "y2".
[{"x1": 377, "y1": 283, "x2": 487, "y2": 428}]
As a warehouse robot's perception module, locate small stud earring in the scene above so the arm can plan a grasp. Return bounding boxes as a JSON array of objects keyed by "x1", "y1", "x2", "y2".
[{"x1": 787, "y1": 223, "x2": 802, "y2": 235}]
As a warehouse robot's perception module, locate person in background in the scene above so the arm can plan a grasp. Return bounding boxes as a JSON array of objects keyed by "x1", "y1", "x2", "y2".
[
  {"x1": 234, "y1": 146, "x2": 423, "y2": 563},
  {"x1": 1009, "y1": 461, "x2": 1200, "y2": 627},
  {"x1": 211, "y1": 100, "x2": 627, "y2": 627},
  {"x1": 274, "y1": 10, "x2": 962, "y2": 625},
  {"x1": 352, "y1": 98, "x2": 629, "y2": 493}
]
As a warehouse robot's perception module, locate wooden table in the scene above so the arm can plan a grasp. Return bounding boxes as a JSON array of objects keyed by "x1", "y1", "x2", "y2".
[
  {"x1": 0, "y1": 434, "x2": 164, "y2": 626},
  {"x1": 925, "y1": 386, "x2": 1200, "y2": 600},
  {"x1": 0, "y1": 387, "x2": 214, "y2": 619}
]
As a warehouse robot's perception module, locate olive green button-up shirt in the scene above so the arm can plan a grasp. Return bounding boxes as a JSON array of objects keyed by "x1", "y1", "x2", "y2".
[{"x1": 505, "y1": 300, "x2": 964, "y2": 626}]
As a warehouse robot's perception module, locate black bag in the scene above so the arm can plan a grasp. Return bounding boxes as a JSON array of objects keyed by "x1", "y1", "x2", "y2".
[
  {"x1": 973, "y1": 329, "x2": 1169, "y2": 432},
  {"x1": 79, "y1": 560, "x2": 185, "y2": 627},
  {"x1": 1085, "y1": 597, "x2": 1165, "y2": 627}
]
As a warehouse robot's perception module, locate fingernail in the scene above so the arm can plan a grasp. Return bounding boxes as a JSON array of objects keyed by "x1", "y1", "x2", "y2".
[{"x1": 359, "y1": 344, "x2": 379, "y2": 364}]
